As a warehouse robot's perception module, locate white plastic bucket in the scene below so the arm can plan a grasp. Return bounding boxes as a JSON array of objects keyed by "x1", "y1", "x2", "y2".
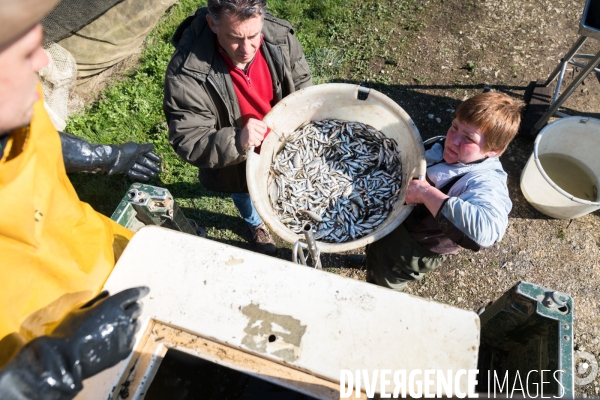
[
  {"x1": 246, "y1": 83, "x2": 425, "y2": 253},
  {"x1": 520, "y1": 116, "x2": 600, "y2": 219}
]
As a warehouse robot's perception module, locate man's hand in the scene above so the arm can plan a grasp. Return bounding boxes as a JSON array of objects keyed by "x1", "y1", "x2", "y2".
[
  {"x1": 51, "y1": 286, "x2": 150, "y2": 379},
  {"x1": 60, "y1": 132, "x2": 162, "y2": 181},
  {"x1": 106, "y1": 143, "x2": 162, "y2": 181},
  {"x1": 239, "y1": 118, "x2": 268, "y2": 150},
  {"x1": 0, "y1": 287, "x2": 149, "y2": 400},
  {"x1": 406, "y1": 179, "x2": 449, "y2": 216}
]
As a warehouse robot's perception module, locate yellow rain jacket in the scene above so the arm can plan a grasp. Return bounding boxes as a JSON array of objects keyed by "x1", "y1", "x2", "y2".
[{"x1": 0, "y1": 85, "x2": 133, "y2": 366}]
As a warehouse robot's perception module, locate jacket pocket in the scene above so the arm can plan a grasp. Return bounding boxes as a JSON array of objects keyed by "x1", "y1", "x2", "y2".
[{"x1": 291, "y1": 57, "x2": 310, "y2": 81}]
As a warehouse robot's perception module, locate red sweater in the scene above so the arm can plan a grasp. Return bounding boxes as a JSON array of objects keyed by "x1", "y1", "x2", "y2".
[{"x1": 219, "y1": 41, "x2": 273, "y2": 152}]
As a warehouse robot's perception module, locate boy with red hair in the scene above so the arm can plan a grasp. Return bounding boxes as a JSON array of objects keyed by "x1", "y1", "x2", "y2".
[{"x1": 356, "y1": 92, "x2": 524, "y2": 291}]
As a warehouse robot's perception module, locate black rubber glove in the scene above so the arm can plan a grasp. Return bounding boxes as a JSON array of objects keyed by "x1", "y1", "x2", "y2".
[
  {"x1": 60, "y1": 132, "x2": 162, "y2": 181},
  {"x1": 0, "y1": 287, "x2": 149, "y2": 400}
]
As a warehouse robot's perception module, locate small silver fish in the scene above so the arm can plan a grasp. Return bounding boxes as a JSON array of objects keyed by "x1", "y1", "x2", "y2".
[{"x1": 269, "y1": 119, "x2": 402, "y2": 243}]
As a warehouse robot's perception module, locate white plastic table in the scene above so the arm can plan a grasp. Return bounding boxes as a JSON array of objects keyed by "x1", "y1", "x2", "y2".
[{"x1": 76, "y1": 226, "x2": 480, "y2": 399}]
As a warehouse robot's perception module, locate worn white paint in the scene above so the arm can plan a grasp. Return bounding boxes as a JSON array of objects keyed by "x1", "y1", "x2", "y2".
[{"x1": 77, "y1": 226, "x2": 480, "y2": 398}]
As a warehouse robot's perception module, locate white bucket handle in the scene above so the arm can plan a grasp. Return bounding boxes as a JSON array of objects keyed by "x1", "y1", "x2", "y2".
[{"x1": 533, "y1": 118, "x2": 600, "y2": 206}]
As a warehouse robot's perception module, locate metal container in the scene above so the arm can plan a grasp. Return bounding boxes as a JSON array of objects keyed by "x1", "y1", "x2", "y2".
[
  {"x1": 477, "y1": 281, "x2": 574, "y2": 397},
  {"x1": 246, "y1": 83, "x2": 425, "y2": 253}
]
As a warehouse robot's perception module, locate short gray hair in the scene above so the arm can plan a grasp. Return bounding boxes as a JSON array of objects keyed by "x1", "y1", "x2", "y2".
[{"x1": 207, "y1": 0, "x2": 267, "y2": 26}]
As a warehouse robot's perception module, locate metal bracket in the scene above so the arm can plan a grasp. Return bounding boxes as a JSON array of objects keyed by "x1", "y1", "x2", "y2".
[
  {"x1": 111, "y1": 183, "x2": 199, "y2": 236},
  {"x1": 542, "y1": 290, "x2": 569, "y2": 311},
  {"x1": 291, "y1": 223, "x2": 322, "y2": 269}
]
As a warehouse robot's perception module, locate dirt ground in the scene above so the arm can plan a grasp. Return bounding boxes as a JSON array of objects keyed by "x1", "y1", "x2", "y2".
[{"x1": 321, "y1": 0, "x2": 600, "y2": 397}]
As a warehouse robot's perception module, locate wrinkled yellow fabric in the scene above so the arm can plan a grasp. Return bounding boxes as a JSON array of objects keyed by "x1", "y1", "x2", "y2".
[{"x1": 0, "y1": 84, "x2": 133, "y2": 366}]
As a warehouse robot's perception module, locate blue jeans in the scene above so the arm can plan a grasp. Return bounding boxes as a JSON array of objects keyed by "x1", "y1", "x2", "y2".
[{"x1": 231, "y1": 193, "x2": 263, "y2": 228}]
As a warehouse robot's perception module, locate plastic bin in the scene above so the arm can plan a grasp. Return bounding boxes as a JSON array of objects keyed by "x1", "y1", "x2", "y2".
[{"x1": 246, "y1": 84, "x2": 425, "y2": 253}]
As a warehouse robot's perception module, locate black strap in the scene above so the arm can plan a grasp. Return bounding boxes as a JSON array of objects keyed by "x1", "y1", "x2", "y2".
[
  {"x1": 424, "y1": 136, "x2": 445, "y2": 151},
  {"x1": 439, "y1": 173, "x2": 465, "y2": 195}
]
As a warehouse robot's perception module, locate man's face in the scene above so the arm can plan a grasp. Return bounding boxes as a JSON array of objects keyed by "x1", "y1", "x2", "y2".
[
  {"x1": 443, "y1": 118, "x2": 498, "y2": 164},
  {"x1": 207, "y1": 13, "x2": 263, "y2": 69},
  {"x1": 0, "y1": 24, "x2": 48, "y2": 136}
]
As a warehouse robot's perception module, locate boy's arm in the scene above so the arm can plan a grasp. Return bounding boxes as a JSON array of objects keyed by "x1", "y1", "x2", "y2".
[
  {"x1": 406, "y1": 172, "x2": 512, "y2": 250},
  {"x1": 405, "y1": 179, "x2": 448, "y2": 216},
  {"x1": 436, "y1": 173, "x2": 512, "y2": 249}
]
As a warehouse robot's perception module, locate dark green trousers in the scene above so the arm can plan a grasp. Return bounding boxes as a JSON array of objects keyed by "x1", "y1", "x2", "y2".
[{"x1": 366, "y1": 224, "x2": 447, "y2": 292}]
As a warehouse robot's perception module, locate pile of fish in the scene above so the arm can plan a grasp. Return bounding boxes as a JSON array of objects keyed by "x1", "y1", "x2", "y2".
[{"x1": 268, "y1": 119, "x2": 403, "y2": 243}]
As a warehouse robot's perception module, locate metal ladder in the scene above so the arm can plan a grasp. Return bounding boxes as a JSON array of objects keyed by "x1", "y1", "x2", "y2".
[{"x1": 531, "y1": 0, "x2": 600, "y2": 136}]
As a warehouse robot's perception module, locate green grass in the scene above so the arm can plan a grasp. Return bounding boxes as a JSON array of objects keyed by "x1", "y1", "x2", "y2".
[{"x1": 66, "y1": 0, "x2": 431, "y2": 252}]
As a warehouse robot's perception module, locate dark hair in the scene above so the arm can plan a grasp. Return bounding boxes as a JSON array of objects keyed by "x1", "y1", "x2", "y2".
[
  {"x1": 455, "y1": 92, "x2": 524, "y2": 155},
  {"x1": 207, "y1": 0, "x2": 267, "y2": 25}
]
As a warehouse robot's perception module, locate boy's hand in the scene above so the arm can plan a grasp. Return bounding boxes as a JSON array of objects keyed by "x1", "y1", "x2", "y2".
[
  {"x1": 405, "y1": 179, "x2": 432, "y2": 204},
  {"x1": 406, "y1": 179, "x2": 449, "y2": 216}
]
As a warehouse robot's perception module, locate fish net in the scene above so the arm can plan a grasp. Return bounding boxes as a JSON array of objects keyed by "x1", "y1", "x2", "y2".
[
  {"x1": 41, "y1": 0, "x2": 178, "y2": 81},
  {"x1": 38, "y1": 0, "x2": 178, "y2": 126},
  {"x1": 41, "y1": 0, "x2": 126, "y2": 44},
  {"x1": 39, "y1": 43, "x2": 80, "y2": 131}
]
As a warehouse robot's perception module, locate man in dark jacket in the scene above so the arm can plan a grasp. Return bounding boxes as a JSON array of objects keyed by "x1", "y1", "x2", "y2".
[{"x1": 164, "y1": 0, "x2": 312, "y2": 255}]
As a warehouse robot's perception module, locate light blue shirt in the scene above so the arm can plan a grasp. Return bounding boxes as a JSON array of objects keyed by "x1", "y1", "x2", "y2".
[{"x1": 425, "y1": 143, "x2": 512, "y2": 247}]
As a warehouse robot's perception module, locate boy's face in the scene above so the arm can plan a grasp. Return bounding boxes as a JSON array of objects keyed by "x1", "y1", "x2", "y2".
[{"x1": 443, "y1": 118, "x2": 499, "y2": 164}]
